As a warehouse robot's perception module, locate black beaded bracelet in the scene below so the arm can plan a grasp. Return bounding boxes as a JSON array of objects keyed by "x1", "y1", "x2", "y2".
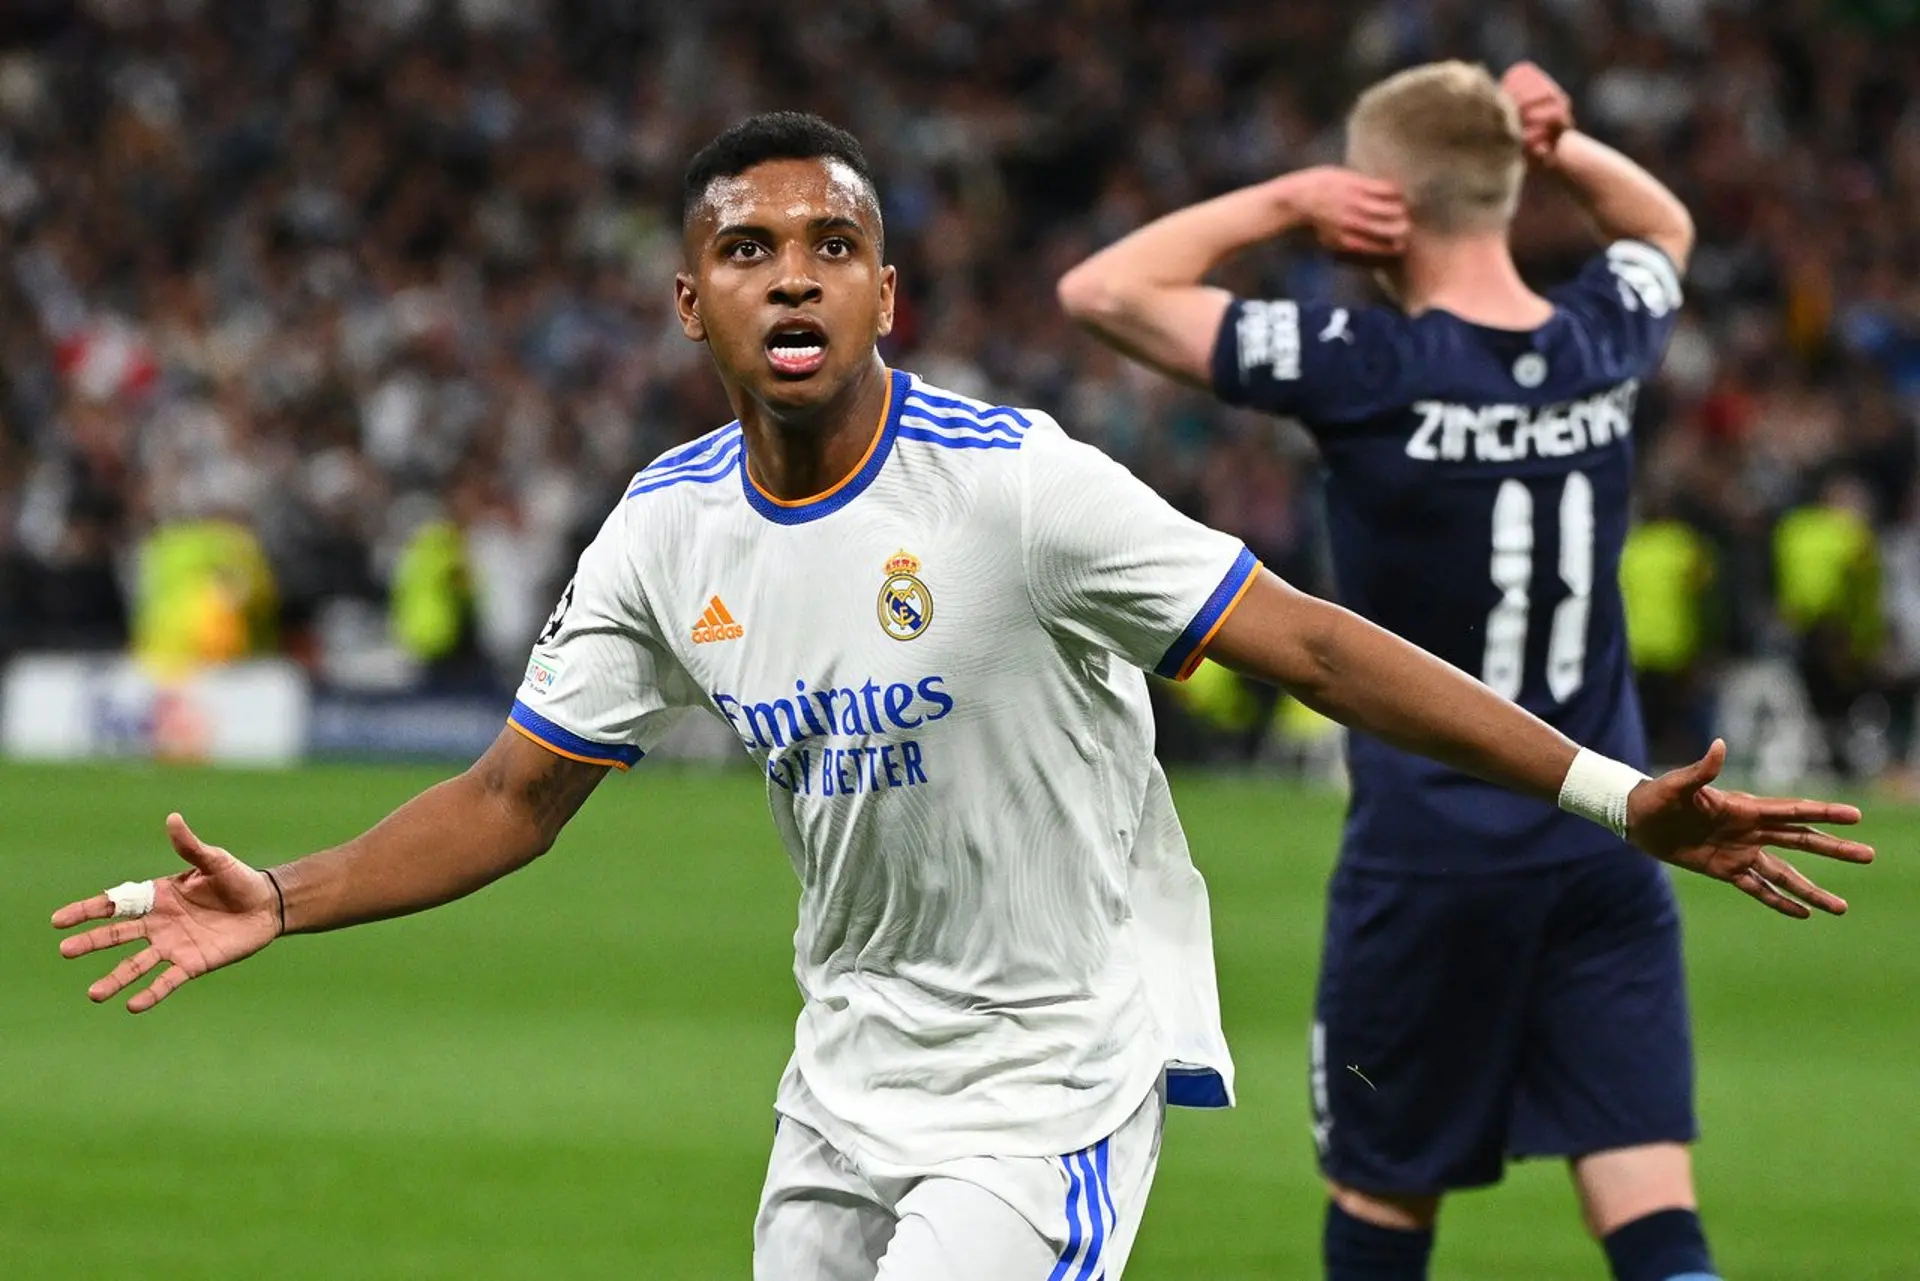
[{"x1": 262, "y1": 866, "x2": 288, "y2": 936}]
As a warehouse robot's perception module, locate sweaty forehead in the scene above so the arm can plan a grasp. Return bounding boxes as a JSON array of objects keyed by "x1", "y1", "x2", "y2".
[{"x1": 689, "y1": 157, "x2": 881, "y2": 245}]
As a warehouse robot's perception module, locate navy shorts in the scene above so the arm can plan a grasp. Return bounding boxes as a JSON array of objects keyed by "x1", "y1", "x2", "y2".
[{"x1": 1310, "y1": 846, "x2": 1697, "y2": 1195}]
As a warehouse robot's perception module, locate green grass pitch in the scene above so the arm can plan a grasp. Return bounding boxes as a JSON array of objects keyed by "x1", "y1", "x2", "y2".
[{"x1": 2, "y1": 761, "x2": 1911, "y2": 1278}]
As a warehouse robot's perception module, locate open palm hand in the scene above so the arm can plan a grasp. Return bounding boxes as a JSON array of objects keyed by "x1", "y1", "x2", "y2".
[
  {"x1": 1627, "y1": 741, "x2": 1875, "y2": 918},
  {"x1": 52, "y1": 813, "x2": 281, "y2": 1012}
]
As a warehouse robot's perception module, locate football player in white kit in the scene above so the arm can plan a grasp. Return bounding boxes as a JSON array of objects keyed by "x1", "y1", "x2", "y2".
[{"x1": 53, "y1": 113, "x2": 1872, "y2": 1280}]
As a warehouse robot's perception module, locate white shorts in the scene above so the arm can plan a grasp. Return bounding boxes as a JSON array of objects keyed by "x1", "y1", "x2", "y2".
[{"x1": 753, "y1": 1077, "x2": 1165, "y2": 1281}]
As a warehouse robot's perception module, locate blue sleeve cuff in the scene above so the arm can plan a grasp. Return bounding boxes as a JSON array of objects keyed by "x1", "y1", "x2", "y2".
[
  {"x1": 508, "y1": 700, "x2": 644, "y2": 770},
  {"x1": 1155, "y1": 546, "x2": 1262, "y2": 681}
]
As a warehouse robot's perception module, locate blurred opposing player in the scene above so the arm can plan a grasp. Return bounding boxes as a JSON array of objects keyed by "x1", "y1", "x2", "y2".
[
  {"x1": 1060, "y1": 60, "x2": 1762, "y2": 1281},
  {"x1": 58, "y1": 111, "x2": 1872, "y2": 1281}
]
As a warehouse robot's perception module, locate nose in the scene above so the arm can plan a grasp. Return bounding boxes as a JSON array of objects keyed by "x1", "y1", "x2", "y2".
[{"x1": 767, "y1": 243, "x2": 822, "y2": 308}]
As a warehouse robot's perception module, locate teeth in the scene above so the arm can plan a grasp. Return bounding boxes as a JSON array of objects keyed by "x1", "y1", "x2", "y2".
[{"x1": 775, "y1": 344, "x2": 822, "y2": 359}]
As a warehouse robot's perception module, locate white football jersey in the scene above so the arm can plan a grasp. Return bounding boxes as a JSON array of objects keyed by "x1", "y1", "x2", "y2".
[{"x1": 512, "y1": 369, "x2": 1255, "y2": 1167}]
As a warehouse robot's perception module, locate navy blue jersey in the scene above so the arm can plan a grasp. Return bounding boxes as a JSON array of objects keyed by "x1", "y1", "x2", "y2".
[{"x1": 1211, "y1": 241, "x2": 1683, "y2": 873}]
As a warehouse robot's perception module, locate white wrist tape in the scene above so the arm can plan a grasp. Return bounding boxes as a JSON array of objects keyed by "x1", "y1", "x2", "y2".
[
  {"x1": 105, "y1": 880, "x2": 156, "y2": 919},
  {"x1": 1557, "y1": 749, "x2": 1649, "y2": 839}
]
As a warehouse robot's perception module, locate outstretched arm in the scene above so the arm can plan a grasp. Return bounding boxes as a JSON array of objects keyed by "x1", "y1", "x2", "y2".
[
  {"x1": 272, "y1": 730, "x2": 603, "y2": 932},
  {"x1": 1210, "y1": 572, "x2": 1576, "y2": 801},
  {"x1": 1204, "y1": 572, "x2": 1873, "y2": 915},
  {"x1": 52, "y1": 729, "x2": 604, "y2": 1011},
  {"x1": 1057, "y1": 169, "x2": 1407, "y2": 387},
  {"x1": 1501, "y1": 62, "x2": 1695, "y2": 269}
]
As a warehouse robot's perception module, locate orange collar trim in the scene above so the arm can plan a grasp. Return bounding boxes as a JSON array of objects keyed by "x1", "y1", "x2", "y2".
[{"x1": 744, "y1": 370, "x2": 895, "y2": 508}]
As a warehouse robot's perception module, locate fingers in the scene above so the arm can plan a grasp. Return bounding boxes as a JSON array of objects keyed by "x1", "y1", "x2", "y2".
[
  {"x1": 1725, "y1": 847, "x2": 1851, "y2": 917},
  {"x1": 167, "y1": 812, "x2": 230, "y2": 875},
  {"x1": 1753, "y1": 854, "x2": 1849, "y2": 916},
  {"x1": 1516, "y1": 99, "x2": 1565, "y2": 128},
  {"x1": 1522, "y1": 122, "x2": 1565, "y2": 161},
  {"x1": 1356, "y1": 199, "x2": 1409, "y2": 231},
  {"x1": 1516, "y1": 93, "x2": 1570, "y2": 122},
  {"x1": 1753, "y1": 824, "x2": 1875, "y2": 864},
  {"x1": 1700, "y1": 738, "x2": 1727, "y2": 781},
  {"x1": 1341, "y1": 208, "x2": 1410, "y2": 257},
  {"x1": 1510, "y1": 100, "x2": 1568, "y2": 137},
  {"x1": 1338, "y1": 230, "x2": 1405, "y2": 258},
  {"x1": 53, "y1": 812, "x2": 225, "y2": 928},
  {"x1": 59, "y1": 918, "x2": 147, "y2": 959},
  {"x1": 1672, "y1": 739, "x2": 1727, "y2": 795},
  {"x1": 1730, "y1": 867, "x2": 1811, "y2": 920},
  {"x1": 89, "y1": 946, "x2": 162, "y2": 1003},
  {"x1": 1508, "y1": 67, "x2": 1573, "y2": 161},
  {"x1": 1499, "y1": 62, "x2": 1539, "y2": 99},
  {"x1": 127, "y1": 965, "x2": 192, "y2": 1014},
  {"x1": 1305, "y1": 172, "x2": 1408, "y2": 257},
  {"x1": 1502, "y1": 63, "x2": 1567, "y2": 108},
  {"x1": 1358, "y1": 211, "x2": 1410, "y2": 244},
  {"x1": 1355, "y1": 182, "x2": 1406, "y2": 213},
  {"x1": 1338, "y1": 183, "x2": 1409, "y2": 255},
  {"x1": 1352, "y1": 177, "x2": 1406, "y2": 205},
  {"x1": 51, "y1": 893, "x2": 117, "y2": 929},
  {"x1": 1713, "y1": 790, "x2": 1873, "y2": 862},
  {"x1": 1741, "y1": 796, "x2": 1864, "y2": 828}
]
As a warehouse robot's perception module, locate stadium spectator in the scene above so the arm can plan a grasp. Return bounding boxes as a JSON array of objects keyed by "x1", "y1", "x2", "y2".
[
  {"x1": 1774, "y1": 471, "x2": 1891, "y2": 775},
  {"x1": 130, "y1": 515, "x2": 276, "y2": 676},
  {"x1": 1619, "y1": 482, "x2": 1718, "y2": 766}
]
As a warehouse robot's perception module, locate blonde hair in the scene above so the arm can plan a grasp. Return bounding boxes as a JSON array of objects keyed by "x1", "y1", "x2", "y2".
[{"x1": 1347, "y1": 61, "x2": 1524, "y2": 234}]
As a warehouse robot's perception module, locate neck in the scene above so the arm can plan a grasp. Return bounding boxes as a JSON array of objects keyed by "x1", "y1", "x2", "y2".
[
  {"x1": 736, "y1": 356, "x2": 891, "y2": 502},
  {"x1": 1392, "y1": 230, "x2": 1552, "y2": 329}
]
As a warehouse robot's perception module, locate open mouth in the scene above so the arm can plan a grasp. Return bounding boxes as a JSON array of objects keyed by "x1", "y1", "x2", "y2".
[{"x1": 765, "y1": 320, "x2": 828, "y2": 377}]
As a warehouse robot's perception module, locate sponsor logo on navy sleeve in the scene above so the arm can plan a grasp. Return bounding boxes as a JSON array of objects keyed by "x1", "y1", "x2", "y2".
[
  {"x1": 1605, "y1": 242, "x2": 1681, "y2": 317},
  {"x1": 1235, "y1": 300, "x2": 1301, "y2": 383}
]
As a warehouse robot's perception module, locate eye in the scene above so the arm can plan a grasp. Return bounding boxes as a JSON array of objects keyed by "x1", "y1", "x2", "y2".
[
  {"x1": 725, "y1": 241, "x2": 767, "y2": 262},
  {"x1": 820, "y1": 237, "x2": 854, "y2": 259}
]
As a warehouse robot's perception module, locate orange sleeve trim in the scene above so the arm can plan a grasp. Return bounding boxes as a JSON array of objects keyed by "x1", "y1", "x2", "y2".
[
  {"x1": 506, "y1": 717, "x2": 634, "y2": 771},
  {"x1": 1174, "y1": 559, "x2": 1263, "y2": 681}
]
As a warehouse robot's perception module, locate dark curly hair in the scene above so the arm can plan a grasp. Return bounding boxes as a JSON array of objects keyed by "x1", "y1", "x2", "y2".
[{"x1": 682, "y1": 112, "x2": 881, "y2": 251}]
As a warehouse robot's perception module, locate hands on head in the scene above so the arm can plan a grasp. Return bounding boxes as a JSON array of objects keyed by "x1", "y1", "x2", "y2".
[
  {"x1": 1279, "y1": 60, "x2": 1574, "y2": 268},
  {"x1": 1279, "y1": 167, "x2": 1410, "y2": 262},
  {"x1": 1627, "y1": 740, "x2": 1876, "y2": 918},
  {"x1": 51, "y1": 813, "x2": 281, "y2": 1013},
  {"x1": 1500, "y1": 61, "x2": 1574, "y2": 164}
]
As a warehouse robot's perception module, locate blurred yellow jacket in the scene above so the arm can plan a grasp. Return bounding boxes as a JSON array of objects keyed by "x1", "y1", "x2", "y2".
[
  {"x1": 1774, "y1": 504, "x2": 1884, "y2": 661},
  {"x1": 1619, "y1": 519, "x2": 1713, "y2": 674},
  {"x1": 133, "y1": 519, "x2": 278, "y2": 677},
  {"x1": 390, "y1": 519, "x2": 473, "y2": 663}
]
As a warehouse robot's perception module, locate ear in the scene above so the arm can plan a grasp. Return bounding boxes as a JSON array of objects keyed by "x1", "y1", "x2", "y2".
[
  {"x1": 674, "y1": 273, "x2": 706, "y2": 343},
  {"x1": 875, "y1": 263, "x2": 897, "y2": 339}
]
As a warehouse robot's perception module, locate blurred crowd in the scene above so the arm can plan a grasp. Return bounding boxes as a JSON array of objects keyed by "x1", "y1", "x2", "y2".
[{"x1": 2, "y1": 0, "x2": 1919, "y2": 769}]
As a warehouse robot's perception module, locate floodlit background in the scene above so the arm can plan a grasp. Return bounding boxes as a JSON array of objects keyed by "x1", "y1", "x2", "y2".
[{"x1": 1, "y1": 2, "x2": 1914, "y2": 1278}]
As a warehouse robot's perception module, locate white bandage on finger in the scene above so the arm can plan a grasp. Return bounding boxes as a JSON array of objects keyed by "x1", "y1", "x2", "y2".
[
  {"x1": 1557, "y1": 748, "x2": 1650, "y2": 839},
  {"x1": 105, "y1": 880, "x2": 157, "y2": 919}
]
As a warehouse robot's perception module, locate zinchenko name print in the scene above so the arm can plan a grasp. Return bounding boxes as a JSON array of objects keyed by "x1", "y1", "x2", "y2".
[{"x1": 1405, "y1": 380, "x2": 1639, "y2": 464}]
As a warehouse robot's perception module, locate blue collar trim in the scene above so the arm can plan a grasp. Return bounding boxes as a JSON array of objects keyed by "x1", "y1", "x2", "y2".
[{"x1": 740, "y1": 368, "x2": 907, "y2": 526}]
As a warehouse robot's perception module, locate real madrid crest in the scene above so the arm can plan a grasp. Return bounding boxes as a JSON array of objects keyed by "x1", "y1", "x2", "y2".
[{"x1": 878, "y1": 549, "x2": 932, "y2": 641}]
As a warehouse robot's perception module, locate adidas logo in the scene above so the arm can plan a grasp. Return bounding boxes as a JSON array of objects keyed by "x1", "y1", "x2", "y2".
[{"x1": 692, "y1": 595, "x2": 744, "y2": 644}]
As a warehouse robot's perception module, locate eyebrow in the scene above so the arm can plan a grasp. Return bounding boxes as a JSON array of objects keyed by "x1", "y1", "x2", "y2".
[{"x1": 712, "y1": 215, "x2": 870, "y2": 243}]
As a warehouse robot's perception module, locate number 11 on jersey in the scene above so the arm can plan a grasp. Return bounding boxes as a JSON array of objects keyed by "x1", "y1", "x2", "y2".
[{"x1": 1482, "y1": 472, "x2": 1594, "y2": 704}]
